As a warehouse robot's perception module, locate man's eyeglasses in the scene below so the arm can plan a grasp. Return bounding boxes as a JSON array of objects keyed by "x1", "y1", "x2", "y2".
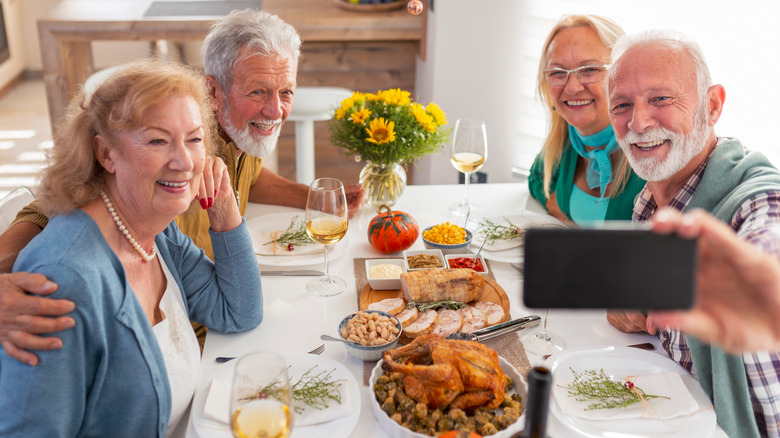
[{"x1": 543, "y1": 64, "x2": 609, "y2": 87}]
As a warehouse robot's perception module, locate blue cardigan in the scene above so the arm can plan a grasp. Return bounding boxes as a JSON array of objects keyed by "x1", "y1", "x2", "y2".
[{"x1": 0, "y1": 210, "x2": 263, "y2": 437}]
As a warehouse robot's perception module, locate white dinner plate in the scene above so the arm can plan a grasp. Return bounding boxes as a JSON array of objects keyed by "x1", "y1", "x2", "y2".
[
  {"x1": 247, "y1": 212, "x2": 348, "y2": 267},
  {"x1": 468, "y1": 211, "x2": 565, "y2": 264},
  {"x1": 189, "y1": 353, "x2": 361, "y2": 438},
  {"x1": 544, "y1": 346, "x2": 716, "y2": 437},
  {"x1": 369, "y1": 356, "x2": 527, "y2": 438}
]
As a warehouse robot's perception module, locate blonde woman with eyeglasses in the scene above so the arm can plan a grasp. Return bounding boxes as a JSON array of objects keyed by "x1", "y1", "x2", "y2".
[{"x1": 528, "y1": 15, "x2": 645, "y2": 225}]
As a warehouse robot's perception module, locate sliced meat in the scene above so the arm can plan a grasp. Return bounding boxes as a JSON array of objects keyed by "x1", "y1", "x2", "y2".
[
  {"x1": 458, "y1": 306, "x2": 487, "y2": 333},
  {"x1": 474, "y1": 301, "x2": 506, "y2": 326},
  {"x1": 403, "y1": 309, "x2": 438, "y2": 338},
  {"x1": 432, "y1": 309, "x2": 463, "y2": 337},
  {"x1": 366, "y1": 297, "x2": 406, "y2": 315},
  {"x1": 395, "y1": 306, "x2": 419, "y2": 328},
  {"x1": 400, "y1": 268, "x2": 484, "y2": 303}
]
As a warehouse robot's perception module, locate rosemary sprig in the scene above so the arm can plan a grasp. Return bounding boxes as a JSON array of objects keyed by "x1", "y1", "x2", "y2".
[
  {"x1": 407, "y1": 300, "x2": 466, "y2": 312},
  {"x1": 562, "y1": 368, "x2": 669, "y2": 410},
  {"x1": 243, "y1": 365, "x2": 345, "y2": 414},
  {"x1": 263, "y1": 216, "x2": 314, "y2": 248},
  {"x1": 476, "y1": 217, "x2": 524, "y2": 246}
]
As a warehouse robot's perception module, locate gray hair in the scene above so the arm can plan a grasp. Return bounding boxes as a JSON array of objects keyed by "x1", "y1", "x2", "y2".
[
  {"x1": 202, "y1": 9, "x2": 302, "y2": 93},
  {"x1": 610, "y1": 29, "x2": 712, "y2": 103}
]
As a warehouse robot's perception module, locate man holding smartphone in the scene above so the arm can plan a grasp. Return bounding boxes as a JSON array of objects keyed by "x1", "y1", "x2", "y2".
[{"x1": 606, "y1": 30, "x2": 780, "y2": 437}]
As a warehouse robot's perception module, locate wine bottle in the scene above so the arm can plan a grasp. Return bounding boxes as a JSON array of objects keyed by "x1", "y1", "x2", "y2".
[{"x1": 516, "y1": 366, "x2": 552, "y2": 438}]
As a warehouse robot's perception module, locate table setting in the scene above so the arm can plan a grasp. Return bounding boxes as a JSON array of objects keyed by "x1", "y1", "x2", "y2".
[{"x1": 179, "y1": 181, "x2": 729, "y2": 438}]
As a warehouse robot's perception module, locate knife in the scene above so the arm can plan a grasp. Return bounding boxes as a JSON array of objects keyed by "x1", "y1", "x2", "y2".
[
  {"x1": 260, "y1": 270, "x2": 325, "y2": 276},
  {"x1": 446, "y1": 315, "x2": 541, "y2": 342}
]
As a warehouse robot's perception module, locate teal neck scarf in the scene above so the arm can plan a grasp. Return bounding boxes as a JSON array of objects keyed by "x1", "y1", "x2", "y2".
[{"x1": 568, "y1": 124, "x2": 619, "y2": 197}]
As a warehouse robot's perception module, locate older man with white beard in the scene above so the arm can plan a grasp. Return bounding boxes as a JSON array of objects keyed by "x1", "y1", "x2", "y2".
[
  {"x1": 0, "y1": 10, "x2": 363, "y2": 363},
  {"x1": 605, "y1": 30, "x2": 780, "y2": 437}
]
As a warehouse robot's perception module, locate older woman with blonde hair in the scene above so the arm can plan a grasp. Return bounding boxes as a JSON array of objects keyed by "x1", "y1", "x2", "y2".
[
  {"x1": 528, "y1": 14, "x2": 645, "y2": 224},
  {"x1": 0, "y1": 59, "x2": 262, "y2": 437}
]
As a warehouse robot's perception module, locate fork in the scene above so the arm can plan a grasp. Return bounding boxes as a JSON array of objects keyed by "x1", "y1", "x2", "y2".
[{"x1": 215, "y1": 344, "x2": 325, "y2": 363}]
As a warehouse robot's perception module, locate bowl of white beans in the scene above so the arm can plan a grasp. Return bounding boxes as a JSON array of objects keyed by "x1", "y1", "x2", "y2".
[{"x1": 338, "y1": 310, "x2": 403, "y2": 361}]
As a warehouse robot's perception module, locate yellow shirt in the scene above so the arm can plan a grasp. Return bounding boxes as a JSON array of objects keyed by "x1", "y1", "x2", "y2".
[{"x1": 11, "y1": 137, "x2": 262, "y2": 260}]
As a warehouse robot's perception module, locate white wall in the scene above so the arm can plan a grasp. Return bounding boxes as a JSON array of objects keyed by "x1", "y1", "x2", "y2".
[{"x1": 412, "y1": 0, "x2": 529, "y2": 185}]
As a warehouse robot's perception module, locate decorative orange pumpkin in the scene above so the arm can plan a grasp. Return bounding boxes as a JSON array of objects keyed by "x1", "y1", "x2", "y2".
[{"x1": 368, "y1": 205, "x2": 419, "y2": 254}]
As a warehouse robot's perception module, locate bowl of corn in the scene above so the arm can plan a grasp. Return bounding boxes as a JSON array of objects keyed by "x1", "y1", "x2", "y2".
[{"x1": 421, "y1": 222, "x2": 473, "y2": 254}]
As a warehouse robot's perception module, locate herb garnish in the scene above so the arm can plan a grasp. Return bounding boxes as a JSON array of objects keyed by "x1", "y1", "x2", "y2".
[
  {"x1": 476, "y1": 217, "x2": 523, "y2": 246},
  {"x1": 407, "y1": 300, "x2": 466, "y2": 312},
  {"x1": 562, "y1": 368, "x2": 669, "y2": 410},
  {"x1": 263, "y1": 216, "x2": 314, "y2": 250},
  {"x1": 244, "y1": 365, "x2": 344, "y2": 414}
]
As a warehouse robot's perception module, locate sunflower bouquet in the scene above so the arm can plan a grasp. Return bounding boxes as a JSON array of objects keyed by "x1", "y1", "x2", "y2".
[{"x1": 329, "y1": 89, "x2": 451, "y2": 207}]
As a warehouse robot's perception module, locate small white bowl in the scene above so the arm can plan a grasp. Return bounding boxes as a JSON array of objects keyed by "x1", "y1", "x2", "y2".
[
  {"x1": 365, "y1": 259, "x2": 405, "y2": 290},
  {"x1": 402, "y1": 249, "x2": 445, "y2": 272},
  {"x1": 445, "y1": 253, "x2": 489, "y2": 275},
  {"x1": 338, "y1": 310, "x2": 402, "y2": 361}
]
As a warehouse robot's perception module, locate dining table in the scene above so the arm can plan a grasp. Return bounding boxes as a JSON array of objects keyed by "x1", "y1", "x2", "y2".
[{"x1": 182, "y1": 182, "x2": 727, "y2": 438}]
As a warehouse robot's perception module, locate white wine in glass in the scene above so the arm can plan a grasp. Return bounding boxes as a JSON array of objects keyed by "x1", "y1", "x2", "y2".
[
  {"x1": 230, "y1": 352, "x2": 294, "y2": 438},
  {"x1": 305, "y1": 178, "x2": 349, "y2": 296},
  {"x1": 450, "y1": 118, "x2": 487, "y2": 216}
]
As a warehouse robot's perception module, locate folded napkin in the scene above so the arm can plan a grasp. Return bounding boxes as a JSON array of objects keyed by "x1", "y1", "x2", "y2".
[
  {"x1": 203, "y1": 375, "x2": 353, "y2": 427},
  {"x1": 553, "y1": 371, "x2": 699, "y2": 421}
]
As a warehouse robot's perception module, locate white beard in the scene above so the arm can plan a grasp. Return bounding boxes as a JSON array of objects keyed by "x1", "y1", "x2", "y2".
[
  {"x1": 220, "y1": 105, "x2": 281, "y2": 158},
  {"x1": 617, "y1": 105, "x2": 710, "y2": 182}
]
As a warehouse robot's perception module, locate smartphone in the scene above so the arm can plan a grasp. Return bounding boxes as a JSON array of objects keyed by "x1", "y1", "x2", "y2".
[{"x1": 522, "y1": 227, "x2": 697, "y2": 310}]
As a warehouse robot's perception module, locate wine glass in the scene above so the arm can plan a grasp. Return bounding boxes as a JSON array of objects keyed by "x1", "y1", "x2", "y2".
[
  {"x1": 305, "y1": 177, "x2": 349, "y2": 296},
  {"x1": 230, "y1": 352, "x2": 294, "y2": 438},
  {"x1": 449, "y1": 118, "x2": 487, "y2": 216},
  {"x1": 522, "y1": 308, "x2": 566, "y2": 358}
]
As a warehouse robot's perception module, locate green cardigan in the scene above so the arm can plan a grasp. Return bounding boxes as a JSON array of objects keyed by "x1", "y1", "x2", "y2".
[
  {"x1": 528, "y1": 142, "x2": 645, "y2": 221},
  {"x1": 683, "y1": 137, "x2": 780, "y2": 438}
]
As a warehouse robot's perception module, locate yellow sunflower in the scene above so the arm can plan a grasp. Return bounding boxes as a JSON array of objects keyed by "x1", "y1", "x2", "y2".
[
  {"x1": 426, "y1": 102, "x2": 447, "y2": 126},
  {"x1": 411, "y1": 103, "x2": 437, "y2": 133},
  {"x1": 334, "y1": 107, "x2": 347, "y2": 120},
  {"x1": 366, "y1": 117, "x2": 396, "y2": 144},
  {"x1": 350, "y1": 108, "x2": 371, "y2": 124},
  {"x1": 378, "y1": 88, "x2": 411, "y2": 106}
]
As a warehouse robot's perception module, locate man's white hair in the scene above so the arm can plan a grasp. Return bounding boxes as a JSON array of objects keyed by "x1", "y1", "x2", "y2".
[{"x1": 609, "y1": 29, "x2": 712, "y2": 103}]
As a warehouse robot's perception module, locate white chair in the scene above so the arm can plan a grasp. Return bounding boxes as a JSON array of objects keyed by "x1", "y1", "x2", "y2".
[
  {"x1": 0, "y1": 186, "x2": 36, "y2": 233},
  {"x1": 288, "y1": 87, "x2": 353, "y2": 184}
]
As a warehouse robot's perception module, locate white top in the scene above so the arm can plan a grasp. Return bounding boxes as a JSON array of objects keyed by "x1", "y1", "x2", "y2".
[{"x1": 153, "y1": 250, "x2": 201, "y2": 437}]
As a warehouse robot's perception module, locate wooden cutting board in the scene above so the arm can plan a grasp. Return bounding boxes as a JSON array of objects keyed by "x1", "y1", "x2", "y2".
[{"x1": 358, "y1": 277, "x2": 511, "y2": 322}]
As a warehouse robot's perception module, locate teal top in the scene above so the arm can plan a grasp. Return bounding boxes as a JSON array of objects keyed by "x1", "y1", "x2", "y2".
[
  {"x1": 569, "y1": 184, "x2": 608, "y2": 225},
  {"x1": 528, "y1": 140, "x2": 645, "y2": 221},
  {"x1": 683, "y1": 137, "x2": 780, "y2": 438}
]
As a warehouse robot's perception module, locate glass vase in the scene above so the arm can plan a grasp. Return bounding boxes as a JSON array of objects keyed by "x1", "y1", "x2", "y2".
[{"x1": 359, "y1": 162, "x2": 407, "y2": 208}]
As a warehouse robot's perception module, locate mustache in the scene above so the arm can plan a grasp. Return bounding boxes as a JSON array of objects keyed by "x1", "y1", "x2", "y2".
[{"x1": 621, "y1": 127, "x2": 679, "y2": 144}]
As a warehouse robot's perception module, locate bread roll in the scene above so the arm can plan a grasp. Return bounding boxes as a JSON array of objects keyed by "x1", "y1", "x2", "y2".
[{"x1": 400, "y1": 268, "x2": 484, "y2": 303}]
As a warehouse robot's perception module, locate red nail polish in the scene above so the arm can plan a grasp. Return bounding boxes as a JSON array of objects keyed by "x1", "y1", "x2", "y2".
[
  {"x1": 195, "y1": 193, "x2": 199, "y2": 199},
  {"x1": 208, "y1": 197, "x2": 213, "y2": 208},
  {"x1": 214, "y1": 189, "x2": 217, "y2": 197},
  {"x1": 200, "y1": 198, "x2": 208, "y2": 209}
]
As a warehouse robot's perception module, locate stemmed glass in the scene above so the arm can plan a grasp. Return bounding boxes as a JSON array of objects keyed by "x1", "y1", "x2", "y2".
[
  {"x1": 305, "y1": 177, "x2": 349, "y2": 296},
  {"x1": 449, "y1": 118, "x2": 487, "y2": 216},
  {"x1": 522, "y1": 308, "x2": 566, "y2": 357},
  {"x1": 230, "y1": 352, "x2": 294, "y2": 438}
]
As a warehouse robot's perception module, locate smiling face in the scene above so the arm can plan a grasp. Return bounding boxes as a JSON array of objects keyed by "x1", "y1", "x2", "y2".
[
  {"x1": 100, "y1": 95, "x2": 206, "y2": 220},
  {"x1": 210, "y1": 49, "x2": 297, "y2": 157},
  {"x1": 545, "y1": 25, "x2": 612, "y2": 136},
  {"x1": 608, "y1": 43, "x2": 716, "y2": 182}
]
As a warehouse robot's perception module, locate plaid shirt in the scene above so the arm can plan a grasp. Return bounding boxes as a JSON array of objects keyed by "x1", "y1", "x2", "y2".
[{"x1": 634, "y1": 145, "x2": 780, "y2": 437}]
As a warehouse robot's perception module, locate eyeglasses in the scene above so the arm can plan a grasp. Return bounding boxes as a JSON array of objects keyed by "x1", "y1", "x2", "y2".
[{"x1": 543, "y1": 64, "x2": 609, "y2": 86}]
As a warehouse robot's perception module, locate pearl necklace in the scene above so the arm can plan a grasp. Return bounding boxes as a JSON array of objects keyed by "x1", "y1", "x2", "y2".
[{"x1": 100, "y1": 191, "x2": 157, "y2": 262}]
